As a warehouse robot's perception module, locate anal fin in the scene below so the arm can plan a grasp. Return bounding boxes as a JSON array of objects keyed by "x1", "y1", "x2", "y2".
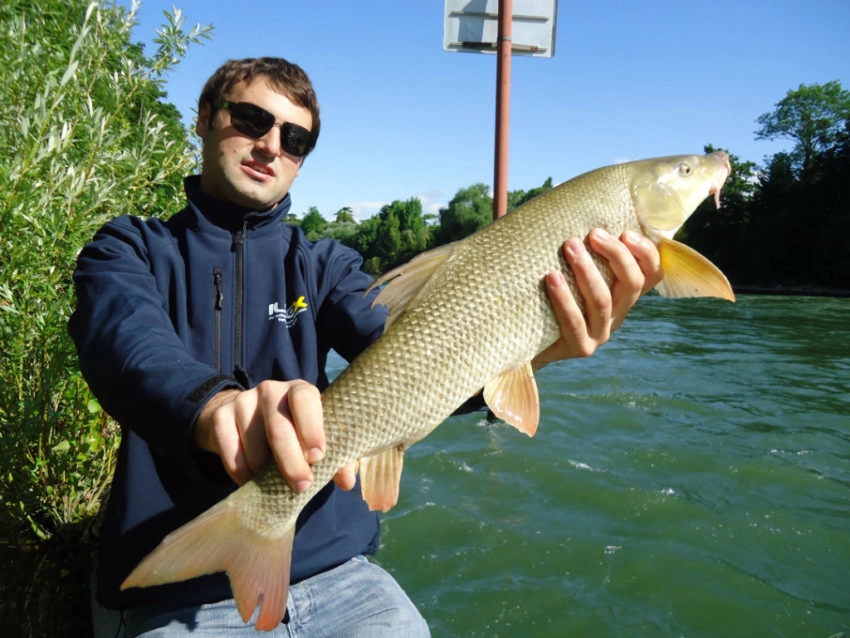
[
  {"x1": 360, "y1": 446, "x2": 405, "y2": 513},
  {"x1": 483, "y1": 361, "x2": 540, "y2": 437}
]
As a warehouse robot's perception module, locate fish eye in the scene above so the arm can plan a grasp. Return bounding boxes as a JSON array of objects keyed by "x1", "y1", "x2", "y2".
[{"x1": 678, "y1": 162, "x2": 692, "y2": 176}]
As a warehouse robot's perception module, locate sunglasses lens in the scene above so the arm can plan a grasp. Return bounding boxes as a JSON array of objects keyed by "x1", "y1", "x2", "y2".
[
  {"x1": 281, "y1": 123, "x2": 310, "y2": 157},
  {"x1": 223, "y1": 102, "x2": 311, "y2": 156},
  {"x1": 229, "y1": 103, "x2": 274, "y2": 138}
]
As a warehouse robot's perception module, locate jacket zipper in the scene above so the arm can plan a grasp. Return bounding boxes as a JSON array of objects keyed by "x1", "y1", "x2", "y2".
[
  {"x1": 212, "y1": 268, "x2": 223, "y2": 371},
  {"x1": 233, "y1": 221, "x2": 249, "y2": 387}
]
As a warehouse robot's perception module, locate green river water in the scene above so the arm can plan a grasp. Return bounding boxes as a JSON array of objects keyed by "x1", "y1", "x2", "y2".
[{"x1": 336, "y1": 295, "x2": 850, "y2": 637}]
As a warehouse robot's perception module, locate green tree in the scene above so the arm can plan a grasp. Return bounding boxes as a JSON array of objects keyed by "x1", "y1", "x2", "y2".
[
  {"x1": 350, "y1": 217, "x2": 382, "y2": 274},
  {"x1": 811, "y1": 119, "x2": 850, "y2": 285},
  {"x1": 755, "y1": 81, "x2": 850, "y2": 175},
  {"x1": 433, "y1": 183, "x2": 493, "y2": 246},
  {"x1": 682, "y1": 125, "x2": 850, "y2": 292},
  {"x1": 300, "y1": 206, "x2": 327, "y2": 240},
  {"x1": 323, "y1": 207, "x2": 359, "y2": 247},
  {"x1": 335, "y1": 206, "x2": 356, "y2": 224},
  {"x1": 0, "y1": 1, "x2": 210, "y2": 633},
  {"x1": 347, "y1": 198, "x2": 430, "y2": 274},
  {"x1": 375, "y1": 206, "x2": 403, "y2": 267},
  {"x1": 323, "y1": 213, "x2": 359, "y2": 247},
  {"x1": 749, "y1": 127, "x2": 850, "y2": 288},
  {"x1": 508, "y1": 177, "x2": 553, "y2": 211},
  {"x1": 382, "y1": 198, "x2": 430, "y2": 265}
]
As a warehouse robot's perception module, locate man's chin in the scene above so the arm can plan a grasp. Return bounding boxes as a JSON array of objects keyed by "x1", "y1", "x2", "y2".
[{"x1": 231, "y1": 186, "x2": 284, "y2": 211}]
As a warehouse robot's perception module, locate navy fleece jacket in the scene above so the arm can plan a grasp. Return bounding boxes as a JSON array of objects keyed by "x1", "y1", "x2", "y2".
[{"x1": 69, "y1": 177, "x2": 386, "y2": 610}]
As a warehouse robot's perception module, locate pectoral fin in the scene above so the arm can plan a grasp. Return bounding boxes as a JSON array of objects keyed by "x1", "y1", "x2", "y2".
[
  {"x1": 360, "y1": 446, "x2": 405, "y2": 513},
  {"x1": 655, "y1": 238, "x2": 736, "y2": 302},
  {"x1": 482, "y1": 362, "x2": 540, "y2": 437}
]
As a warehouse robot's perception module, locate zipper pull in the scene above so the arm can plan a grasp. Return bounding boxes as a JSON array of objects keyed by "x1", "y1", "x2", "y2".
[
  {"x1": 233, "y1": 366, "x2": 252, "y2": 388},
  {"x1": 213, "y1": 268, "x2": 223, "y2": 310}
]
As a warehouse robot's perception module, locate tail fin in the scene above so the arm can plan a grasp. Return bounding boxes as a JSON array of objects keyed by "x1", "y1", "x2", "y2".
[{"x1": 121, "y1": 497, "x2": 294, "y2": 631}]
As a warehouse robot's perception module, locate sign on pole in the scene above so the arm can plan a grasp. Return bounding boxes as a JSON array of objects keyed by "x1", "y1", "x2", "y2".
[
  {"x1": 443, "y1": 0, "x2": 557, "y2": 58},
  {"x1": 444, "y1": 1, "x2": 558, "y2": 218}
]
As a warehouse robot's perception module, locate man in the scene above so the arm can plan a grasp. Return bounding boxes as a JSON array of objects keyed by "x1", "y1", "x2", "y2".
[{"x1": 70, "y1": 57, "x2": 661, "y2": 636}]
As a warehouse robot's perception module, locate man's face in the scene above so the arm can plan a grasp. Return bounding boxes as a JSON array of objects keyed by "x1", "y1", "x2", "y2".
[{"x1": 196, "y1": 77, "x2": 313, "y2": 210}]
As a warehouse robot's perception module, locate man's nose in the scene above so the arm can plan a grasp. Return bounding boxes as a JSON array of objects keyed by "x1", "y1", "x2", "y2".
[{"x1": 255, "y1": 126, "x2": 282, "y2": 156}]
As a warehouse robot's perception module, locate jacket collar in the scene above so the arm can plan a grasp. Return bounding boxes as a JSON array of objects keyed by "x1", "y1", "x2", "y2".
[{"x1": 183, "y1": 175, "x2": 293, "y2": 232}]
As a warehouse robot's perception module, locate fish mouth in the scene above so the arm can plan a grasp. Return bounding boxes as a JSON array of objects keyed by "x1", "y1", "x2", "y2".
[
  {"x1": 708, "y1": 151, "x2": 732, "y2": 208},
  {"x1": 709, "y1": 184, "x2": 722, "y2": 208}
]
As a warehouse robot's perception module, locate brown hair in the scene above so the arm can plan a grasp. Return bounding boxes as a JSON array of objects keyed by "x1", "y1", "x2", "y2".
[{"x1": 198, "y1": 57, "x2": 321, "y2": 156}]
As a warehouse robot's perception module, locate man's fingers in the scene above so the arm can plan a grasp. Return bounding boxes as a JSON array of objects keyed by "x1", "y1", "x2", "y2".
[
  {"x1": 586, "y1": 229, "x2": 641, "y2": 330},
  {"x1": 532, "y1": 240, "x2": 604, "y2": 367},
  {"x1": 565, "y1": 235, "x2": 613, "y2": 341},
  {"x1": 197, "y1": 381, "x2": 328, "y2": 491},
  {"x1": 545, "y1": 266, "x2": 585, "y2": 335},
  {"x1": 621, "y1": 230, "x2": 663, "y2": 294},
  {"x1": 235, "y1": 395, "x2": 270, "y2": 477},
  {"x1": 262, "y1": 380, "x2": 323, "y2": 493},
  {"x1": 333, "y1": 461, "x2": 360, "y2": 491},
  {"x1": 210, "y1": 403, "x2": 255, "y2": 486},
  {"x1": 532, "y1": 229, "x2": 656, "y2": 369},
  {"x1": 286, "y1": 381, "x2": 326, "y2": 463}
]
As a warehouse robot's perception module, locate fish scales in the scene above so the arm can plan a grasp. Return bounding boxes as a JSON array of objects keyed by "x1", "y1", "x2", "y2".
[
  {"x1": 321, "y1": 164, "x2": 640, "y2": 457},
  {"x1": 121, "y1": 152, "x2": 734, "y2": 631}
]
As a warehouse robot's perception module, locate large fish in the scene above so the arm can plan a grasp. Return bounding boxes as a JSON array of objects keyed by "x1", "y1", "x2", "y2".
[{"x1": 122, "y1": 151, "x2": 734, "y2": 630}]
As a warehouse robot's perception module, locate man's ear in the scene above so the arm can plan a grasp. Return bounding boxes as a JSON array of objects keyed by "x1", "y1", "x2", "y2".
[{"x1": 196, "y1": 103, "x2": 212, "y2": 138}]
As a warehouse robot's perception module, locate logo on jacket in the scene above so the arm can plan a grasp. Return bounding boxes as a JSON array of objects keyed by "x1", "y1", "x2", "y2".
[{"x1": 268, "y1": 296, "x2": 308, "y2": 327}]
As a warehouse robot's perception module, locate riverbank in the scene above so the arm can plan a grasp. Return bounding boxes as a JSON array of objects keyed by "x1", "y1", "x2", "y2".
[{"x1": 734, "y1": 285, "x2": 850, "y2": 297}]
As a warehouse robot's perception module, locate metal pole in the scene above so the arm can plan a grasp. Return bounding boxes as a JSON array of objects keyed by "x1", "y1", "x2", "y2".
[{"x1": 493, "y1": 0, "x2": 512, "y2": 219}]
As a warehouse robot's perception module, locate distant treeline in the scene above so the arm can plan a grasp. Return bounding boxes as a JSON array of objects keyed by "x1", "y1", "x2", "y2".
[
  {"x1": 290, "y1": 179, "x2": 554, "y2": 276},
  {"x1": 682, "y1": 137, "x2": 849, "y2": 294},
  {"x1": 295, "y1": 82, "x2": 850, "y2": 293}
]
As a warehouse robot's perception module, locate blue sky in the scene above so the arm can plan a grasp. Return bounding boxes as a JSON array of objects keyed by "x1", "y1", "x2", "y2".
[{"x1": 127, "y1": 1, "x2": 850, "y2": 220}]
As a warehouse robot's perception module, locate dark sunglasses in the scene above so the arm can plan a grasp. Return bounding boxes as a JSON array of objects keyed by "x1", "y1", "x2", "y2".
[{"x1": 218, "y1": 101, "x2": 312, "y2": 157}]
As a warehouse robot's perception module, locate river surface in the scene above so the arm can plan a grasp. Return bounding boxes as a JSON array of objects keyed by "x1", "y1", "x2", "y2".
[{"x1": 332, "y1": 295, "x2": 850, "y2": 637}]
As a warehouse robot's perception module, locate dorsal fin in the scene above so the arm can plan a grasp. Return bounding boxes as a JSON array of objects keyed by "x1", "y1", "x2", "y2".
[
  {"x1": 655, "y1": 238, "x2": 735, "y2": 301},
  {"x1": 366, "y1": 242, "x2": 457, "y2": 328}
]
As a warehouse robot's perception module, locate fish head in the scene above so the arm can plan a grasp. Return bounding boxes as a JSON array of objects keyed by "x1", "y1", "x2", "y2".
[{"x1": 629, "y1": 151, "x2": 731, "y2": 241}]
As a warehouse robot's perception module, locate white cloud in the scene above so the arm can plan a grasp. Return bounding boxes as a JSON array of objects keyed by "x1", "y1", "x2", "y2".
[
  {"x1": 348, "y1": 201, "x2": 387, "y2": 221},
  {"x1": 417, "y1": 190, "x2": 448, "y2": 219}
]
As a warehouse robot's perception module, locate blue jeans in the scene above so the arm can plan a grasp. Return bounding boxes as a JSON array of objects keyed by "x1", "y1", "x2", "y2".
[{"x1": 96, "y1": 556, "x2": 429, "y2": 637}]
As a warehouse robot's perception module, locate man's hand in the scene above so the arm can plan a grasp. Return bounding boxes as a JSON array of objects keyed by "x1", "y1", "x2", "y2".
[
  {"x1": 533, "y1": 228, "x2": 662, "y2": 368},
  {"x1": 195, "y1": 380, "x2": 355, "y2": 491}
]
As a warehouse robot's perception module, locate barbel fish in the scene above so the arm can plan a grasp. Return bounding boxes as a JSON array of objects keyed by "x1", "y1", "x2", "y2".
[{"x1": 122, "y1": 151, "x2": 734, "y2": 630}]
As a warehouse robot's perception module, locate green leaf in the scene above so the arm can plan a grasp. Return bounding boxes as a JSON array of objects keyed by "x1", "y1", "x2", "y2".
[
  {"x1": 51, "y1": 440, "x2": 70, "y2": 454},
  {"x1": 59, "y1": 60, "x2": 79, "y2": 87}
]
